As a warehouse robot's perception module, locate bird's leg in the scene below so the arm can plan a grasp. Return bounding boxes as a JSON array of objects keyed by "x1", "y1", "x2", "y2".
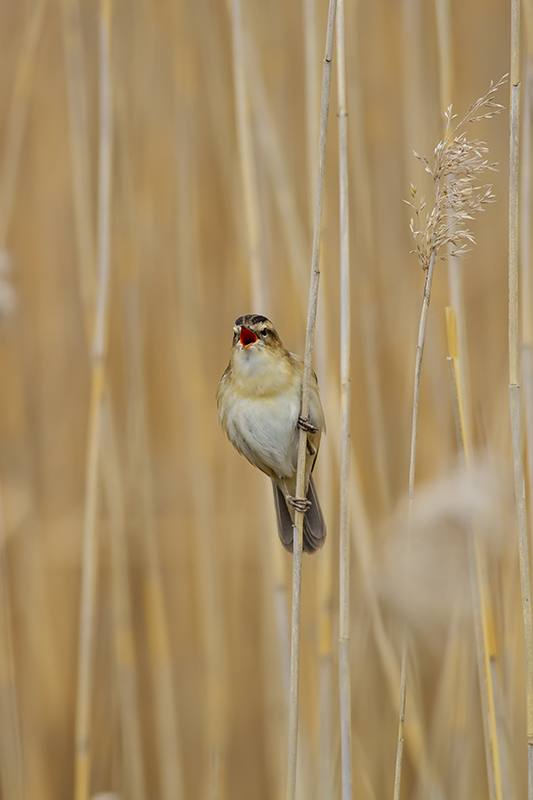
[{"x1": 298, "y1": 415, "x2": 318, "y2": 434}]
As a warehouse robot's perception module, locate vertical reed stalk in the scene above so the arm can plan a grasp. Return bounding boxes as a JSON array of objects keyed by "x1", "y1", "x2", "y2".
[
  {"x1": 125, "y1": 289, "x2": 186, "y2": 800},
  {"x1": 0, "y1": 0, "x2": 46, "y2": 248},
  {"x1": 0, "y1": 4, "x2": 48, "y2": 797},
  {"x1": 112, "y1": 30, "x2": 189, "y2": 795},
  {"x1": 303, "y1": 0, "x2": 319, "y2": 228},
  {"x1": 230, "y1": 0, "x2": 264, "y2": 310},
  {"x1": 61, "y1": 0, "x2": 95, "y2": 325},
  {"x1": 173, "y1": 32, "x2": 226, "y2": 794},
  {"x1": 521, "y1": 57, "x2": 533, "y2": 566},
  {"x1": 302, "y1": 0, "x2": 337, "y2": 794},
  {"x1": 435, "y1": 0, "x2": 473, "y2": 451},
  {"x1": 394, "y1": 218, "x2": 438, "y2": 800},
  {"x1": 407, "y1": 250, "x2": 437, "y2": 501},
  {"x1": 336, "y1": 0, "x2": 352, "y2": 797},
  {"x1": 446, "y1": 308, "x2": 501, "y2": 800},
  {"x1": 0, "y1": 486, "x2": 25, "y2": 800},
  {"x1": 74, "y1": 4, "x2": 113, "y2": 799},
  {"x1": 509, "y1": 1, "x2": 533, "y2": 792},
  {"x1": 286, "y1": 4, "x2": 336, "y2": 798},
  {"x1": 102, "y1": 397, "x2": 146, "y2": 800}
]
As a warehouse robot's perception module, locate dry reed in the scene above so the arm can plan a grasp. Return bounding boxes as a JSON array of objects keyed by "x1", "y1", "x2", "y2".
[
  {"x1": 74, "y1": 4, "x2": 113, "y2": 798},
  {"x1": 508, "y1": 1, "x2": 533, "y2": 794},
  {"x1": 0, "y1": 2, "x2": 531, "y2": 799},
  {"x1": 336, "y1": 0, "x2": 353, "y2": 796},
  {"x1": 394, "y1": 76, "x2": 506, "y2": 800}
]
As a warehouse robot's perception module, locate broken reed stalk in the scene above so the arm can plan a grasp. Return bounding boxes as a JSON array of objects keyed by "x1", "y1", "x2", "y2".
[
  {"x1": 336, "y1": 0, "x2": 353, "y2": 797},
  {"x1": 74, "y1": 3, "x2": 113, "y2": 799},
  {"x1": 394, "y1": 77, "x2": 505, "y2": 799},
  {"x1": 286, "y1": 2, "x2": 336, "y2": 798},
  {"x1": 508, "y1": 2, "x2": 533, "y2": 793}
]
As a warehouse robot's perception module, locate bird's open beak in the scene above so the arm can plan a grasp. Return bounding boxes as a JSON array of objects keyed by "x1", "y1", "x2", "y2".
[{"x1": 240, "y1": 326, "x2": 258, "y2": 347}]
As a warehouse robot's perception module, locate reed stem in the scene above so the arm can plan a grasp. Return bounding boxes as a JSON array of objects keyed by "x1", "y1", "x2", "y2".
[
  {"x1": 74, "y1": 4, "x2": 113, "y2": 799},
  {"x1": 509, "y1": 1, "x2": 533, "y2": 793},
  {"x1": 337, "y1": 0, "x2": 353, "y2": 796},
  {"x1": 286, "y1": 3, "x2": 337, "y2": 798}
]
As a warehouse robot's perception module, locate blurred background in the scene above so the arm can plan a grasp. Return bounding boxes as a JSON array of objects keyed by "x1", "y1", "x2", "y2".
[{"x1": 0, "y1": 0, "x2": 528, "y2": 798}]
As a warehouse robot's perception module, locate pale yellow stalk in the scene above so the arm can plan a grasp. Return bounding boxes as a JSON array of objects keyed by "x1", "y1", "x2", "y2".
[
  {"x1": 446, "y1": 308, "x2": 502, "y2": 800},
  {"x1": 509, "y1": 1, "x2": 533, "y2": 792},
  {"x1": 336, "y1": 0, "x2": 353, "y2": 797},
  {"x1": 287, "y1": 3, "x2": 337, "y2": 798},
  {"x1": 74, "y1": 4, "x2": 113, "y2": 799}
]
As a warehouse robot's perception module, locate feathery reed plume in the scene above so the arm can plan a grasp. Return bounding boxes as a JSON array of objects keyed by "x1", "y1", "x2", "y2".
[
  {"x1": 408, "y1": 79, "x2": 504, "y2": 280},
  {"x1": 406, "y1": 75, "x2": 505, "y2": 498},
  {"x1": 286, "y1": 2, "x2": 336, "y2": 798},
  {"x1": 508, "y1": 0, "x2": 533, "y2": 793},
  {"x1": 394, "y1": 76, "x2": 506, "y2": 800}
]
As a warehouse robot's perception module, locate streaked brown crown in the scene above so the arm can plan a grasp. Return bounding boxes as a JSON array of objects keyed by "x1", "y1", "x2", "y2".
[{"x1": 232, "y1": 315, "x2": 284, "y2": 349}]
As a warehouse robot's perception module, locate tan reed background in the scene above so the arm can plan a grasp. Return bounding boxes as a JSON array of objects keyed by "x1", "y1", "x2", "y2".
[{"x1": 0, "y1": 0, "x2": 526, "y2": 798}]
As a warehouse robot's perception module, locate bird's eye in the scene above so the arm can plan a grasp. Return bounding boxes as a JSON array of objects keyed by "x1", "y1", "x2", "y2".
[{"x1": 260, "y1": 328, "x2": 268, "y2": 337}]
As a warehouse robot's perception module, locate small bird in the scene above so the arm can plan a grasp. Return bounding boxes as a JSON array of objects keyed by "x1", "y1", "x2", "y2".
[{"x1": 216, "y1": 314, "x2": 326, "y2": 553}]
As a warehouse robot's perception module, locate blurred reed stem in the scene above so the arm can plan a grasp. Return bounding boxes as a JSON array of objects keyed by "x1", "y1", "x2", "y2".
[
  {"x1": 102, "y1": 397, "x2": 146, "y2": 800},
  {"x1": 0, "y1": 487, "x2": 25, "y2": 800},
  {"x1": 230, "y1": 0, "x2": 264, "y2": 311},
  {"x1": 435, "y1": 0, "x2": 473, "y2": 452},
  {"x1": 0, "y1": 3, "x2": 49, "y2": 797},
  {"x1": 74, "y1": 4, "x2": 113, "y2": 799},
  {"x1": 446, "y1": 308, "x2": 502, "y2": 800},
  {"x1": 174, "y1": 38, "x2": 228, "y2": 798},
  {"x1": 113, "y1": 52, "x2": 186, "y2": 794},
  {"x1": 0, "y1": 0, "x2": 46, "y2": 248},
  {"x1": 287, "y1": 2, "x2": 336, "y2": 798},
  {"x1": 303, "y1": 0, "x2": 319, "y2": 229},
  {"x1": 393, "y1": 247, "x2": 437, "y2": 798},
  {"x1": 302, "y1": 2, "x2": 337, "y2": 795},
  {"x1": 521, "y1": 51, "x2": 533, "y2": 613},
  {"x1": 61, "y1": 0, "x2": 95, "y2": 326},
  {"x1": 124, "y1": 285, "x2": 186, "y2": 800},
  {"x1": 508, "y1": 1, "x2": 533, "y2": 793},
  {"x1": 336, "y1": 0, "x2": 353, "y2": 797}
]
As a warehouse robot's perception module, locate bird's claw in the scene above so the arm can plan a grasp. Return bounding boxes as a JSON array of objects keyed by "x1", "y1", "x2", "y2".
[
  {"x1": 298, "y1": 415, "x2": 318, "y2": 434},
  {"x1": 289, "y1": 496, "x2": 312, "y2": 514}
]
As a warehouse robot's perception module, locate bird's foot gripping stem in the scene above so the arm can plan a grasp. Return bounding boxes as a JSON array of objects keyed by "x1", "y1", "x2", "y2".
[
  {"x1": 288, "y1": 495, "x2": 312, "y2": 514},
  {"x1": 298, "y1": 415, "x2": 318, "y2": 434}
]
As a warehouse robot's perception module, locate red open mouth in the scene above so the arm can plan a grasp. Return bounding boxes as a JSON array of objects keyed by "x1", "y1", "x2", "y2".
[{"x1": 240, "y1": 326, "x2": 258, "y2": 347}]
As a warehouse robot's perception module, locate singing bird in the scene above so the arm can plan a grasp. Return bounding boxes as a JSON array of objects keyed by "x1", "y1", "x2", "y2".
[{"x1": 216, "y1": 314, "x2": 326, "y2": 553}]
